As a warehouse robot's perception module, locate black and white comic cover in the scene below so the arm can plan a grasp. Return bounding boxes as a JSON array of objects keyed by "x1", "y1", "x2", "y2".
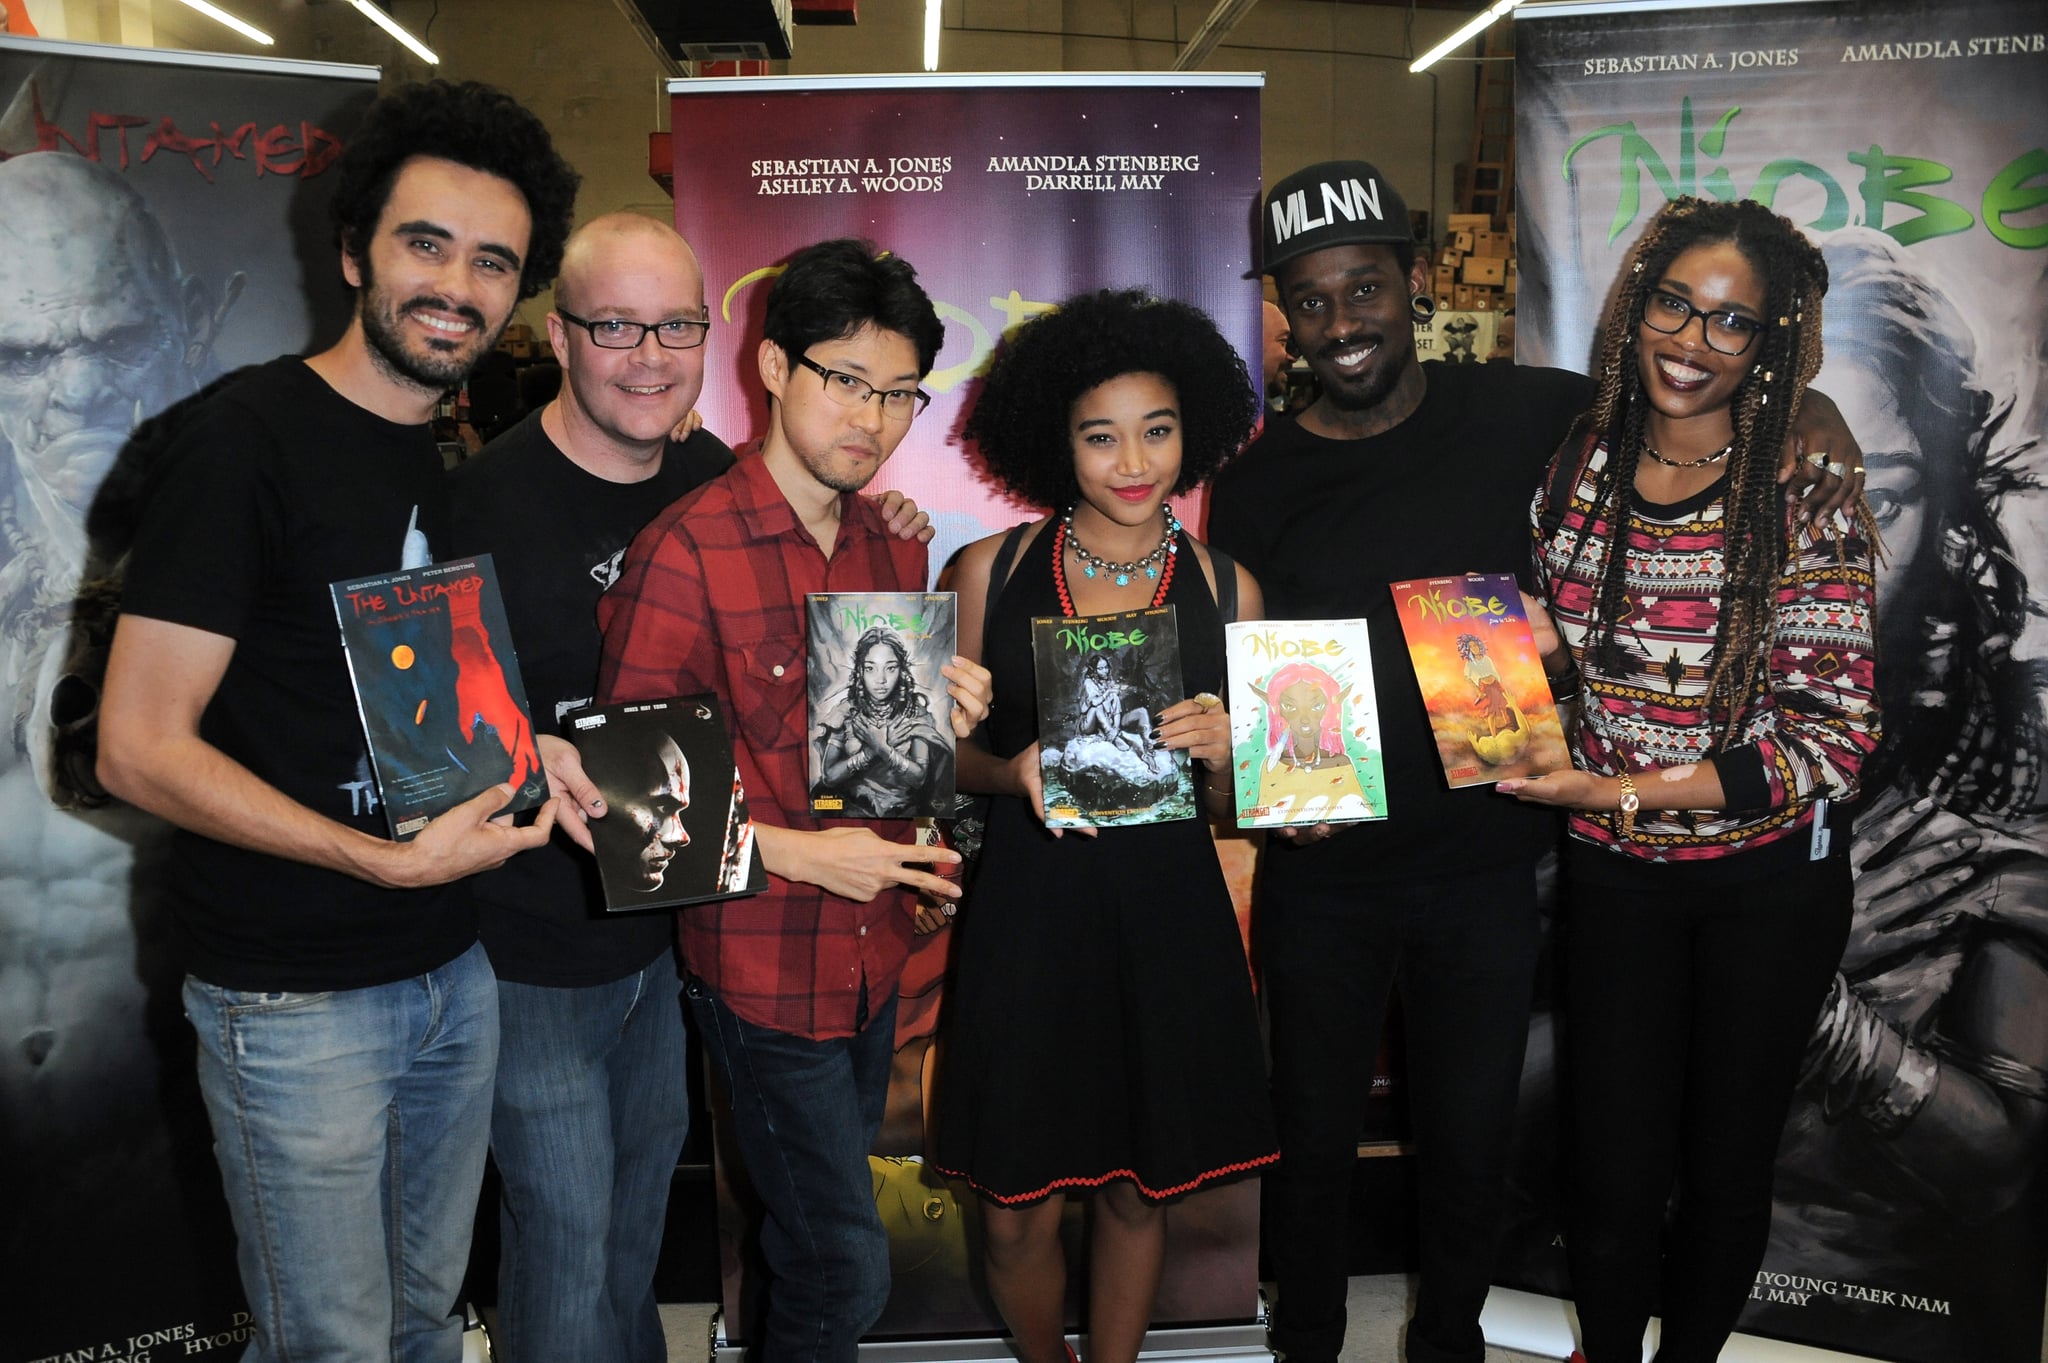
[
  {"x1": 805, "y1": 591, "x2": 957, "y2": 818},
  {"x1": 1030, "y1": 605, "x2": 1194, "y2": 828},
  {"x1": 568, "y1": 694, "x2": 764, "y2": 912}
]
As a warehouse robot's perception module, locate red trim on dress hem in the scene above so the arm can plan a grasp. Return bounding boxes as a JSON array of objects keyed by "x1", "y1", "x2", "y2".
[{"x1": 929, "y1": 1148, "x2": 1281, "y2": 1206}]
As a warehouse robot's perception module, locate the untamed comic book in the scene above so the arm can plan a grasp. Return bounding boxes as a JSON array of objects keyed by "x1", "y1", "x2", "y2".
[{"x1": 331, "y1": 554, "x2": 545, "y2": 839}]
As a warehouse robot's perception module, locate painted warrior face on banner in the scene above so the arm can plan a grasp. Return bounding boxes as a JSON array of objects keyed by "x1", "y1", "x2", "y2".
[{"x1": 0, "y1": 154, "x2": 211, "y2": 574}]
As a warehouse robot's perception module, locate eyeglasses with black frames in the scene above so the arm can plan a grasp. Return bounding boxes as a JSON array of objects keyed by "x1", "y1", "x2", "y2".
[
  {"x1": 1641, "y1": 289, "x2": 1763, "y2": 356},
  {"x1": 794, "y1": 354, "x2": 930, "y2": 421},
  {"x1": 557, "y1": 309, "x2": 711, "y2": 351}
]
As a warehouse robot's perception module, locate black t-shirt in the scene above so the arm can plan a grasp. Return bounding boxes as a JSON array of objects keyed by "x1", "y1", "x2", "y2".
[
  {"x1": 1208, "y1": 360, "x2": 1593, "y2": 885},
  {"x1": 448, "y1": 410, "x2": 735, "y2": 987},
  {"x1": 122, "y1": 357, "x2": 473, "y2": 991}
]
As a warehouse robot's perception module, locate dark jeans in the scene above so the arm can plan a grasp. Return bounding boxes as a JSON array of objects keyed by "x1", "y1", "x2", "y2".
[
  {"x1": 1260, "y1": 864, "x2": 1541, "y2": 1363},
  {"x1": 685, "y1": 973, "x2": 897, "y2": 1363},
  {"x1": 1562, "y1": 850, "x2": 1850, "y2": 1363}
]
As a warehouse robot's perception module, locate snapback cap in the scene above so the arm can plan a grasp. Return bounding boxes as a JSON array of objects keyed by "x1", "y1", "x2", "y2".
[{"x1": 1260, "y1": 159, "x2": 1413, "y2": 275}]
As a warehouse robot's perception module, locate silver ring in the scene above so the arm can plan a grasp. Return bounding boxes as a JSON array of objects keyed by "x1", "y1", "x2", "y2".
[
  {"x1": 1825, "y1": 460, "x2": 1848, "y2": 478},
  {"x1": 1805, "y1": 449, "x2": 1829, "y2": 467},
  {"x1": 942, "y1": 902, "x2": 956, "y2": 917}
]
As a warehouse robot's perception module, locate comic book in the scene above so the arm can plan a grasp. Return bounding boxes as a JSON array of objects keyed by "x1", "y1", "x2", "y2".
[
  {"x1": 566, "y1": 694, "x2": 765, "y2": 912},
  {"x1": 1030, "y1": 605, "x2": 1194, "y2": 828},
  {"x1": 331, "y1": 554, "x2": 546, "y2": 840},
  {"x1": 805, "y1": 591, "x2": 958, "y2": 818},
  {"x1": 1223, "y1": 618, "x2": 1388, "y2": 828},
  {"x1": 1387, "y1": 572, "x2": 1570, "y2": 788}
]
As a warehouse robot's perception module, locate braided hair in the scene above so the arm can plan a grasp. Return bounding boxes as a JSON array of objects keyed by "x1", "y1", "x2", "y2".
[{"x1": 1579, "y1": 196, "x2": 1867, "y2": 750}]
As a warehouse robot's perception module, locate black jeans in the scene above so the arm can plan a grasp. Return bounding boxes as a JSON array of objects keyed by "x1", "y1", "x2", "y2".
[
  {"x1": 1260, "y1": 863, "x2": 1542, "y2": 1363},
  {"x1": 1561, "y1": 849, "x2": 1850, "y2": 1363}
]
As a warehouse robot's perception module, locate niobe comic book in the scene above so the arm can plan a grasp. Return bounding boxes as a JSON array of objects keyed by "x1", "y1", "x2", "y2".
[
  {"x1": 1030, "y1": 605, "x2": 1194, "y2": 828},
  {"x1": 1387, "y1": 572, "x2": 1569, "y2": 789},
  {"x1": 805, "y1": 591, "x2": 958, "y2": 818},
  {"x1": 1224, "y1": 618, "x2": 1388, "y2": 827}
]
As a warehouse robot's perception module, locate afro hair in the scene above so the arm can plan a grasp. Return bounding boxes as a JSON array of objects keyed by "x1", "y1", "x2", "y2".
[
  {"x1": 328, "y1": 80, "x2": 580, "y2": 302},
  {"x1": 962, "y1": 288, "x2": 1258, "y2": 510}
]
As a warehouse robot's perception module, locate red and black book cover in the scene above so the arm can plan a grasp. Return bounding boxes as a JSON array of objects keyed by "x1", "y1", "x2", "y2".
[{"x1": 331, "y1": 554, "x2": 546, "y2": 839}]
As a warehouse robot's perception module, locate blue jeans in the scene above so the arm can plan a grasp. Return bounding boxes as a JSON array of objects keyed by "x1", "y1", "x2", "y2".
[
  {"x1": 685, "y1": 973, "x2": 896, "y2": 1363},
  {"x1": 183, "y1": 941, "x2": 499, "y2": 1363},
  {"x1": 491, "y1": 952, "x2": 691, "y2": 1363}
]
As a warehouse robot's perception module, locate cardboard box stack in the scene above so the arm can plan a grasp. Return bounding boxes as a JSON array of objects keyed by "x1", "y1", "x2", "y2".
[{"x1": 1429, "y1": 211, "x2": 1517, "y2": 328}]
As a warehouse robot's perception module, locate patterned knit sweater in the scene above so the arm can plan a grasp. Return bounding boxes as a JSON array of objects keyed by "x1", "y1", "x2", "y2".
[{"x1": 1531, "y1": 441, "x2": 1879, "y2": 862}]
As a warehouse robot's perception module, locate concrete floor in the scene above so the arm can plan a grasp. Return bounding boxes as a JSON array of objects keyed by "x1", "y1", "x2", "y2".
[{"x1": 653, "y1": 1276, "x2": 1557, "y2": 1363}]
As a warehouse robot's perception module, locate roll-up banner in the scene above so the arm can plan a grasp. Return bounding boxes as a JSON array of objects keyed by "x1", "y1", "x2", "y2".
[
  {"x1": 0, "y1": 36, "x2": 375, "y2": 1361},
  {"x1": 1503, "y1": 4, "x2": 2048, "y2": 1362},
  {"x1": 668, "y1": 73, "x2": 1268, "y2": 1350}
]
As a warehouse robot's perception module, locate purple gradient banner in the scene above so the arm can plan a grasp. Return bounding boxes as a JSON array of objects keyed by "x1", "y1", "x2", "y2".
[
  {"x1": 670, "y1": 73, "x2": 1265, "y2": 581},
  {"x1": 668, "y1": 72, "x2": 1267, "y2": 1344}
]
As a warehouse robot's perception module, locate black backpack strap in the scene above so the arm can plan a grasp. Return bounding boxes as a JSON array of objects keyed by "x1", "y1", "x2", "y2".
[
  {"x1": 1205, "y1": 543, "x2": 1240, "y2": 624},
  {"x1": 984, "y1": 520, "x2": 1031, "y2": 622}
]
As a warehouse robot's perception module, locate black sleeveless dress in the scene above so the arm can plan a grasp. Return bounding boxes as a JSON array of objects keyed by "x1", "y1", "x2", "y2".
[{"x1": 931, "y1": 526, "x2": 1279, "y2": 1206}]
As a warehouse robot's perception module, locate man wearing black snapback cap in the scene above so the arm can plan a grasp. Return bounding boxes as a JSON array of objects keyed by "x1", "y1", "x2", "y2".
[{"x1": 1208, "y1": 160, "x2": 1867, "y2": 1363}]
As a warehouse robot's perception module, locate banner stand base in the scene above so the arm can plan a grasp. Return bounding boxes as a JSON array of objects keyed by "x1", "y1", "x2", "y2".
[
  {"x1": 713, "y1": 1315, "x2": 1273, "y2": 1363},
  {"x1": 1482, "y1": 1286, "x2": 1880, "y2": 1363}
]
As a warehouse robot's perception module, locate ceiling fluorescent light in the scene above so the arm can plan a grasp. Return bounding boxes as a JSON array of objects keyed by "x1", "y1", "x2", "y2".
[
  {"x1": 923, "y1": 0, "x2": 941, "y2": 71},
  {"x1": 1410, "y1": 0, "x2": 1520, "y2": 74},
  {"x1": 350, "y1": 0, "x2": 441, "y2": 64},
  {"x1": 170, "y1": 0, "x2": 275, "y2": 45}
]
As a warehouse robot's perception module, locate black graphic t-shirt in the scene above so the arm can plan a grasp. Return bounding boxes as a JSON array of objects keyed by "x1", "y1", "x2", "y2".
[
  {"x1": 449, "y1": 410, "x2": 735, "y2": 986},
  {"x1": 123, "y1": 358, "x2": 471, "y2": 991},
  {"x1": 1208, "y1": 360, "x2": 1592, "y2": 885}
]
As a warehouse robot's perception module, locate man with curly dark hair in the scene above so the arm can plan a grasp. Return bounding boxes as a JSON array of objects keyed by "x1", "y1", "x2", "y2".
[{"x1": 95, "y1": 81, "x2": 585, "y2": 1361}]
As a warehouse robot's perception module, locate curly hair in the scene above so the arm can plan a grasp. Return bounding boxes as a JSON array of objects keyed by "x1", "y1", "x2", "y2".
[
  {"x1": 328, "y1": 80, "x2": 580, "y2": 301},
  {"x1": 1575, "y1": 196, "x2": 1873, "y2": 751},
  {"x1": 763, "y1": 238, "x2": 945, "y2": 377},
  {"x1": 846, "y1": 626, "x2": 925, "y2": 719},
  {"x1": 1821, "y1": 229, "x2": 2043, "y2": 814},
  {"x1": 962, "y1": 288, "x2": 1259, "y2": 510}
]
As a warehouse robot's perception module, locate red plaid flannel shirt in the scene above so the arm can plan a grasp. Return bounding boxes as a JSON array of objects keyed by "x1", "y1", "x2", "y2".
[{"x1": 596, "y1": 451, "x2": 928, "y2": 1039}]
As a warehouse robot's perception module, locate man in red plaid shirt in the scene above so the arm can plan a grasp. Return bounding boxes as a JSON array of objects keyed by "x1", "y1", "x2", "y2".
[{"x1": 597, "y1": 238, "x2": 991, "y2": 1359}]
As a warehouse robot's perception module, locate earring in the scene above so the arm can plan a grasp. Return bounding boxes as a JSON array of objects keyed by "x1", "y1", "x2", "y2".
[{"x1": 1410, "y1": 293, "x2": 1438, "y2": 324}]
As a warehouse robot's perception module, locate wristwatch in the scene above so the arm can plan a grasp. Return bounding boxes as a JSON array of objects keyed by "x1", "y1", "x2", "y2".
[{"x1": 1615, "y1": 771, "x2": 1640, "y2": 839}]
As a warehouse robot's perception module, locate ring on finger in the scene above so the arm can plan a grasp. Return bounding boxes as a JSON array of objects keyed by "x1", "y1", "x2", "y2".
[
  {"x1": 1805, "y1": 449, "x2": 1830, "y2": 467},
  {"x1": 1825, "y1": 460, "x2": 1848, "y2": 477}
]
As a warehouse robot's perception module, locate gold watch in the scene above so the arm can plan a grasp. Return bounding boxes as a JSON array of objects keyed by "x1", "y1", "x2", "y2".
[{"x1": 1615, "y1": 771, "x2": 1640, "y2": 839}]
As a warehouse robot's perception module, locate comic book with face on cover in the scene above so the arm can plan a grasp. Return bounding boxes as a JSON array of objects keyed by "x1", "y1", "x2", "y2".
[
  {"x1": 567, "y1": 694, "x2": 765, "y2": 912},
  {"x1": 1031, "y1": 605, "x2": 1195, "y2": 828},
  {"x1": 805, "y1": 592, "x2": 958, "y2": 818},
  {"x1": 331, "y1": 554, "x2": 547, "y2": 840},
  {"x1": 1387, "y1": 572, "x2": 1570, "y2": 788},
  {"x1": 1224, "y1": 618, "x2": 1389, "y2": 828}
]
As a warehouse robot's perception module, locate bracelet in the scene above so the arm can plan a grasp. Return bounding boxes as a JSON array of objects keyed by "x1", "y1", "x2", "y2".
[{"x1": 1615, "y1": 770, "x2": 1639, "y2": 839}]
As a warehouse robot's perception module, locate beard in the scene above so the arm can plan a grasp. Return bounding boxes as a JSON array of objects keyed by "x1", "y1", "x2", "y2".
[
  {"x1": 355, "y1": 253, "x2": 504, "y2": 394},
  {"x1": 1313, "y1": 331, "x2": 1410, "y2": 414}
]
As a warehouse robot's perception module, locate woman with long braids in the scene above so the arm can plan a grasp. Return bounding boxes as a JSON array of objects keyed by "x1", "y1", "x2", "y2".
[
  {"x1": 931, "y1": 288, "x2": 1277, "y2": 1363},
  {"x1": 1498, "y1": 196, "x2": 1881, "y2": 1363}
]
